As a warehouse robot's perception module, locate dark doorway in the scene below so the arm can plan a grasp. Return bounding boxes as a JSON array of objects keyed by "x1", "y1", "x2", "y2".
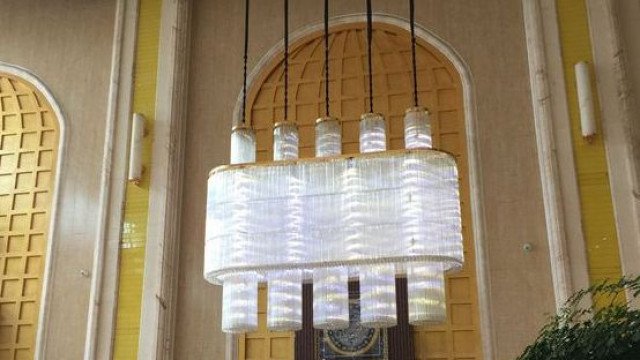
[{"x1": 295, "y1": 279, "x2": 414, "y2": 360}]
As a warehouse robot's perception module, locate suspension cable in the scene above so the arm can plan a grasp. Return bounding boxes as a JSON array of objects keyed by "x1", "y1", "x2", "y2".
[
  {"x1": 366, "y1": 0, "x2": 374, "y2": 113},
  {"x1": 324, "y1": 0, "x2": 330, "y2": 117},
  {"x1": 410, "y1": 0, "x2": 419, "y2": 107},
  {"x1": 241, "y1": 0, "x2": 250, "y2": 125},
  {"x1": 284, "y1": 0, "x2": 289, "y2": 122}
]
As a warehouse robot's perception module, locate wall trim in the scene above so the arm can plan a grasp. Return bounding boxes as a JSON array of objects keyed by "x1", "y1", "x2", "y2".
[
  {"x1": 137, "y1": 0, "x2": 191, "y2": 358},
  {"x1": 0, "y1": 62, "x2": 68, "y2": 360},
  {"x1": 82, "y1": 0, "x2": 140, "y2": 359},
  {"x1": 522, "y1": 0, "x2": 571, "y2": 307},
  {"x1": 538, "y1": 0, "x2": 591, "y2": 302},
  {"x1": 230, "y1": 13, "x2": 495, "y2": 360}
]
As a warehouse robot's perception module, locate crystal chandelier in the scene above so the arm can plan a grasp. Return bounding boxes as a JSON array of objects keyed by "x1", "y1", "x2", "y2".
[{"x1": 204, "y1": 0, "x2": 463, "y2": 333}]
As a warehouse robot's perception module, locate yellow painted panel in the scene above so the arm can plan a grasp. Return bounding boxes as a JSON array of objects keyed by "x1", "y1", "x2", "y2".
[
  {"x1": 238, "y1": 287, "x2": 295, "y2": 360},
  {"x1": 0, "y1": 74, "x2": 60, "y2": 360},
  {"x1": 556, "y1": 0, "x2": 623, "y2": 289},
  {"x1": 112, "y1": 0, "x2": 162, "y2": 358},
  {"x1": 241, "y1": 22, "x2": 481, "y2": 360}
]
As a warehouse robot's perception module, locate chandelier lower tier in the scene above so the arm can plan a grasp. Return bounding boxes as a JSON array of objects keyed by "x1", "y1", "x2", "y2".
[{"x1": 205, "y1": 147, "x2": 463, "y2": 333}]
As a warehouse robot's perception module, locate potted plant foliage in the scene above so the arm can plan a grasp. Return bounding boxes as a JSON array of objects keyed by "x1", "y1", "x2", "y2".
[{"x1": 518, "y1": 276, "x2": 640, "y2": 360}]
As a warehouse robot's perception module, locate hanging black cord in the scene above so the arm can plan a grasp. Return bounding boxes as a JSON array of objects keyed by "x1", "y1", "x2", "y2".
[
  {"x1": 324, "y1": 0, "x2": 330, "y2": 117},
  {"x1": 410, "y1": 0, "x2": 418, "y2": 107},
  {"x1": 242, "y1": 0, "x2": 250, "y2": 125},
  {"x1": 284, "y1": 0, "x2": 289, "y2": 122},
  {"x1": 366, "y1": 0, "x2": 373, "y2": 113}
]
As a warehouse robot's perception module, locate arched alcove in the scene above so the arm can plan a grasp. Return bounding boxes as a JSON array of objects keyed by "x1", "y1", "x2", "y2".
[
  {"x1": 0, "y1": 65, "x2": 64, "y2": 360},
  {"x1": 236, "y1": 18, "x2": 486, "y2": 360}
]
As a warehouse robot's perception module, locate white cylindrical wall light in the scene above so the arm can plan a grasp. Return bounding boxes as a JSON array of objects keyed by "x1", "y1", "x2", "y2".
[
  {"x1": 575, "y1": 61, "x2": 596, "y2": 142},
  {"x1": 128, "y1": 113, "x2": 145, "y2": 185}
]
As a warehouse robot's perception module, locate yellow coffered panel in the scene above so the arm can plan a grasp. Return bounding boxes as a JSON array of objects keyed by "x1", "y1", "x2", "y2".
[{"x1": 0, "y1": 74, "x2": 59, "y2": 360}]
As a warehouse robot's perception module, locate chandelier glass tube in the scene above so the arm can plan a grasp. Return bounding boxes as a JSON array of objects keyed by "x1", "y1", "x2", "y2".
[
  {"x1": 357, "y1": 114, "x2": 398, "y2": 328},
  {"x1": 407, "y1": 264, "x2": 447, "y2": 324},
  {"x1": 315, "y1": 117, "x2": 341, "y2": 157},
  {"x1": 267, "y1": 122, "x2": 303, "y2": 331},
  {"x1": 265, "y1": 0, "x2": 305, "y2": 330},
  {"x1": 313, "y1": 117, "x2": 350, "y2": 330},
  {"x1": 273, "y1": 121, "x2": 299, "y2": 161},
  {"x1": 230, "y1": 125, "x2": 257, "y2": 164},
  {"x1": 218, "y1": 0, "x2": 259, "y2": 332},
  {"x1": 404, "y1": 107, "x2": 432, "y2": 150},
  {"x1": 217, "y1": 158, "x2": 258, "y2": 333},
  {"x1": 402, "y1": 0, "x2": 450, "y2": 325},
  {"x1": 355, "y1": 0, "x2": 398, "y2": 328},
  {"x1": 311, "y1": 0, "x2": 351, "y2": 330},
  {"x1": 221, "y1": 273, "x2": 258, "y2": 333},
  {"x1": 313, "y1": 267, "x2": 350, "y2": 330},
  {"x1": 359, "y1": 113, "x2": 387, "y2": 153}
]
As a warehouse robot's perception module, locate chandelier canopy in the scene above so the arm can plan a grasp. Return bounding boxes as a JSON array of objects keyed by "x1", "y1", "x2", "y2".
[{"x1": 204, "y1": 0, "x2": 464, "y2": 334}]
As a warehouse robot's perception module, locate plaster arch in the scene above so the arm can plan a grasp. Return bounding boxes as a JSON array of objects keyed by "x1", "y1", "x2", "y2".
[{"x1": 0, "y1": 62, "x2": 67, "y2": 360}]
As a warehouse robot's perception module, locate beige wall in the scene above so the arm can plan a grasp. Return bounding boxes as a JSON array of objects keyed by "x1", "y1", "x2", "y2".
[
  {"x1": 7, "y1": 1, "x2": 637, "y2": 359},
  {"x1": 0, "y1": 0, "x2": 116, "y2": 358},
  {"x1": 177, "y1": 1, "x2": 556, "y2": 359}
]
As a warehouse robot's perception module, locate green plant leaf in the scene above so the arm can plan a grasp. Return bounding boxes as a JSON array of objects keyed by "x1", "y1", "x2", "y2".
[{"x1": 518, "y1": 276, "x2": 640, "y2": 360}]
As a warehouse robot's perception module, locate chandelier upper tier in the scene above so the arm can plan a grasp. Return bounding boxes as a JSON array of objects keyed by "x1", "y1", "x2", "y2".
[
  {"x1": 204, "y1": 0, "x2": 464, "y2": 333},
  {"x1": 206, "y1": 148, "x2": 463, "y2": 279}
]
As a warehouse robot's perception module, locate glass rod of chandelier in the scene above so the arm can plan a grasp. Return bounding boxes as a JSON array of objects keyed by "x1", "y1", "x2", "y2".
[
  {"x1": 268, "y1": 121, "x2": 303, "y2": 331},
  {"x1": 219, "y1": 105, "x2": 444, "y2": 333},
  {"x1": 221, "y1": 125, "x2": 258, "y2": 333},
  {"x1": 313, "y1": 117, "x2": 350, "y2": 330}
]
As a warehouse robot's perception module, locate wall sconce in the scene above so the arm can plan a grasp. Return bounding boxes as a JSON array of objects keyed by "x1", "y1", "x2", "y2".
[
  {"x1": 128, "y1": 113, "x2": 145, "y2": 185},
  {"x1": 575, "y1": 61, "x2": 596, "y2": 143}
]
